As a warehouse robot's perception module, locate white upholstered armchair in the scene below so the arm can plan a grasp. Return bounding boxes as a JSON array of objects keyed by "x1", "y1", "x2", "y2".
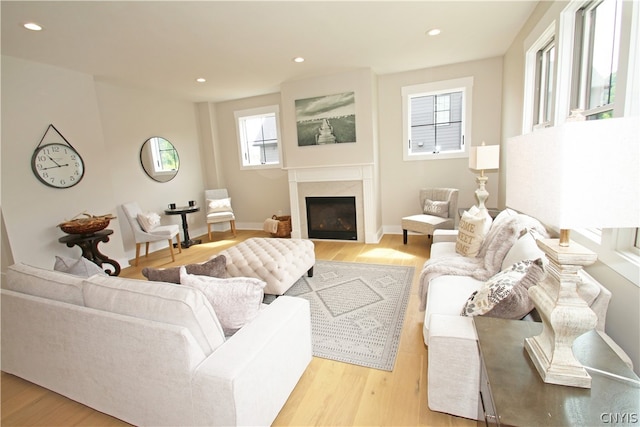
[
  {"x1": 205, "y1": 189, "x2": 236, "y2": 240},
  {"x1": 401, "y1": 188, "x2": 458, "y2": 244}
]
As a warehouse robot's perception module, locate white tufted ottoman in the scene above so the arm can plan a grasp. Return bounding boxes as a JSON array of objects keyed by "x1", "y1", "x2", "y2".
[{"x1": 218, "y1": 238, "x2": 315, "y2": 295}]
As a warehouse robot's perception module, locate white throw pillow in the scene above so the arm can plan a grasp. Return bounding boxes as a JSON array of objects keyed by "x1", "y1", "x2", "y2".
[
  {"x1": 455, "y1": 206, "x2": 492, "y2": 257},
  {"x1": 54, "y1": 255, "x2": 108, "y2": 277},
  {"x1": 423, "y1": 199, "x2": 449, "y2": 218},
  {"x1": 136, "y1": 212, "x2": 161, "y2": 232},
  {"x1": 207, "y1": 198, "x2": 233, "y2": 214},
  {"x1": 179, "y1": 266, "x2": 265, "y2": 336}
]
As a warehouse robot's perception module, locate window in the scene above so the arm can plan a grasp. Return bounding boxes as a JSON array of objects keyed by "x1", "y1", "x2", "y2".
[
  {"x1": 149, "y1": 137, "x2": 178, "y2": 173},
  {"x1": 571, "y1": 0, "x2": 622, "y2": 119},
  {"x1": 534, "y1": 38, "x2": 556, "y2": 128},
  {"x1": 234, "y1": 105, "x2": 282, "y2": 169},
  {"x1": 402, "y1": 77, "x2": 473, "y2": 161}
]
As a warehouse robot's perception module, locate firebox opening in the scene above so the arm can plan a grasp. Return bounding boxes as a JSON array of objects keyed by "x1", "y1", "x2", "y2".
[{"x1": 306, "y1": 196, "x2": 357, "y2": 240}]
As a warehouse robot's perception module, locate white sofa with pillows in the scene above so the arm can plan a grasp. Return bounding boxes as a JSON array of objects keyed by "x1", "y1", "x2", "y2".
[
  {"x1": 419, "y1": 208, "x2": 632, "y2": 420},
  {"x1": 1, "y1": 260, "x2": 312, "y2": 426}
]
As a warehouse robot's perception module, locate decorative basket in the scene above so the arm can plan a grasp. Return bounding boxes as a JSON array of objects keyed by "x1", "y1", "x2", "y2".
[
  {"x1": 58, "y1": 213, "x2": 116, "y2": 235},
  {"x1": 270, "y1": 215, "x2": 292, "y2": 238}
]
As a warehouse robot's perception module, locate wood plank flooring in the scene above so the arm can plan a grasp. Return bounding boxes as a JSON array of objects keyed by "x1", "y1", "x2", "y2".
[{"x1": 1, "y1": 230, "x2": 475, "y2": 427}]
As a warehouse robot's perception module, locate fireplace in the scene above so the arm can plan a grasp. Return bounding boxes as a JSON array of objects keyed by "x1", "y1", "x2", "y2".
[{"x1": 306, "y1": 196, "x2": 357, "y2": 240}]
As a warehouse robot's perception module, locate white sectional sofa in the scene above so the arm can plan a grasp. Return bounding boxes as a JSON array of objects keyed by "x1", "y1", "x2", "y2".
[
  {"x1": 419, "y1": 209, "x2": 633, "y2": 420},
  {"x1": 1, "y1": 262, "x2": 312, "y2": 426}
]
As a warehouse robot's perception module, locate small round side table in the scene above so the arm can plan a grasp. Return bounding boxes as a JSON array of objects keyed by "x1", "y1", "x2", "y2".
[{"x1": 58, "y1": 229, "x2": 121, "y2": 276}]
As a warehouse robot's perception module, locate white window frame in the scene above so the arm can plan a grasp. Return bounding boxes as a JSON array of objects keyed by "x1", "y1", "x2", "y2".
[
  {"x1": 553, "y1": 0, "x2": 640, "y2": 285},
  {"x1": 524, "y1": 23, "x2": 557, "y2": 132},
  {"x1": 401, "y1": 77, "x2": 473, "y2": 161},
  {"x1": 234, "y1": 105, "x2": 282, "y2": 170}
]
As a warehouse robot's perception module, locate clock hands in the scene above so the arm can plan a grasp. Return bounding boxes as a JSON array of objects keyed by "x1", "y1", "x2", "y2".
[{"x1": 46, "y1": 156, "x2": 69, "y2": 169}]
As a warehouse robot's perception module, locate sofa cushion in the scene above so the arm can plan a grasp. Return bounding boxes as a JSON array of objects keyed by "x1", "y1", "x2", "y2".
[
  {"x1": 501, "y1": 230, "x2": 546, "y2": 271},
  {"x1": 456, "y1": 207, "x2": 492, "y2": 257},
  {"x1": 179, "y1": 267, "x2": 266, "y2": 335},
  {"x1": 4, "y1": 262, "x2": 85, "y2": 305},
  {"x1": 423, "y1": 199, "x2": 449, "y2": 218},
  {"x1": 54, "y1": 255, "x2": 108, "y2": 277},
  {"x1": 461, "y1": 259, "x2": 545, "y2": 320},
  {"x1": 141, "y1": 255, "x2": 227, "y2": 284},
  {"x1": 83, "y1": 275, "x2": 225, "y2": 355}
]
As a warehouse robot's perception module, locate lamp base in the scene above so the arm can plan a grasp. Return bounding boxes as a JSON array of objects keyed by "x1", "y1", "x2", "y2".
[
  {"x1": 525, "y1": 238, "x2": 598, "y2": 388},
  {"x1": 475, "y1": 175, "x2": 489, "y2": 211}
]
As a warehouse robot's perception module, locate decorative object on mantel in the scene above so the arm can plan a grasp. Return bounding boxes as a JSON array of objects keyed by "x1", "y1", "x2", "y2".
[
  {"x1": 295, "y1": 92, "x2": 356, "y2": 146},
  {"x1": 506, "y1": 116, "x2": 639, "y2": 388},
  {"x1": 58, "y1": 212, "x2": 116, "y2": 236},
  {"x1": 31, "y1": 124, "x2": 85, "y2": 189},
  {"x1": 468, "y1": 141, "x2": 500, "y2": 212}
]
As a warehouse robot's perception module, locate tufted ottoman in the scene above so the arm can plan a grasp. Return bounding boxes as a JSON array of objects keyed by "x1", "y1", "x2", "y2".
[{"x1": 218, "y1": 238, "x2": 315, "y2": 295}]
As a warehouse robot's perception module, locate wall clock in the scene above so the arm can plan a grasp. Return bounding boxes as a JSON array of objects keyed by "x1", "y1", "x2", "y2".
[{"x1": 31, "y1": 124, "x2": 85, "y2": 189}]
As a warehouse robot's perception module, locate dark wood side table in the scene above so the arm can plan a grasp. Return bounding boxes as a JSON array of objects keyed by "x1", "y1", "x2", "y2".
[
  {"x1": 58, "y1": 229, "x2": 121, "y2": 276},
  {"x1": 164, "y1": 205, "x2": 201, "y2": 248},
  {"x1": 474, "y1": 316, "x2": 640, "y2": 426}
]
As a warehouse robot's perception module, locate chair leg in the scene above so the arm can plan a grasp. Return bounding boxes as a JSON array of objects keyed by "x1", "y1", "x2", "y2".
[
  {"x1": 134, "y1": 243, "x2": 142, "y2": 266},
  {"x1": 403, "y1": 229, "x2": 408, "y2": 244},
  {"x1": 176, "y1": 234, "x2": 182, "y2": 253},
  {"x1": 208, "y1": 223, "x2": 212, "y2": 241},
  {"x1": 145, "y1": 242, "x2": 150, "y2": 257},
  {"x1": 230, "y1": 220, "x2": 237, "y2": 237},
  {"x1": 168, "y1": 239, "x2": 175, "y2": 262}
]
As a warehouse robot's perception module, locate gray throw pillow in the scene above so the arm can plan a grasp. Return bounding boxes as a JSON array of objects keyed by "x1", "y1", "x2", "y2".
[
  {"x1": 461, "y1": 259, "x2": 545, "y2": 320},
  {"x1": 142, "y1": 254, "x2": 226, "y2": 284}
]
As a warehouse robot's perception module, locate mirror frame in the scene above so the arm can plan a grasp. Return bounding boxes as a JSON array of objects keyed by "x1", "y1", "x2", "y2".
[{"x1": 139, "y1": 136, "x2": 180, "y2": 183}]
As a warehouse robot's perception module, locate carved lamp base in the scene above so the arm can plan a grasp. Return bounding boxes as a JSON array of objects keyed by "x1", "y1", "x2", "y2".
[{"x1": 524, "y1": 238, "x2": 598, "y2": 388}]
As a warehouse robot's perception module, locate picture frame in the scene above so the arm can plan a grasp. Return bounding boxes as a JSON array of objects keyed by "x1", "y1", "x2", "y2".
[{"x1": 295, "y1": 92, "x2": 356, "y2": 146}]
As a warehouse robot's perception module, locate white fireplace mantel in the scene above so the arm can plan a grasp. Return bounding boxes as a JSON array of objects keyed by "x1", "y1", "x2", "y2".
[{"x1": 287, "y1": 164, "x2": 379, "y2": 243}]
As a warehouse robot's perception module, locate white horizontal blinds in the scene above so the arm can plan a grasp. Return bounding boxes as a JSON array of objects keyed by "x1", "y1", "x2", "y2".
[
  {"x1": 409, "y1": 91, "x2": 463, "y2": 154},
  {"x1": 243, "y1": 113, "x2": 279, "y2": 165}
]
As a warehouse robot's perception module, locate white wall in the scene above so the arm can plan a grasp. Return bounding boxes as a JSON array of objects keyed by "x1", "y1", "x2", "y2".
[{"x1": 378, "y1": 57, "x2": 503, "y2": 233}]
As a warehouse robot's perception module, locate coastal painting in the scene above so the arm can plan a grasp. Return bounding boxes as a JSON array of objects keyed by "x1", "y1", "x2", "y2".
[{"x1": 295, "y1": 92, "x2": 356, "y2": 146}]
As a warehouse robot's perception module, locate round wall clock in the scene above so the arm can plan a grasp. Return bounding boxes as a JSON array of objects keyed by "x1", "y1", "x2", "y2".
[{"x1": 31, "y1": 142, "x2": 85, "y2": 188}]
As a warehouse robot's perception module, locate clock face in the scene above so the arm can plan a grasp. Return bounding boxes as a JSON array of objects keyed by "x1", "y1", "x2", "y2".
[{"x1": 31, "y1": 143, "x2": 85, "y2": 188}]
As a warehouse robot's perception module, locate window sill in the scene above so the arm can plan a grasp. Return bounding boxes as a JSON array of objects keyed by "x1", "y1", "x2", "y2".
[{"x1": 403, "y1": 151, "x2": 468, "y2": 162}]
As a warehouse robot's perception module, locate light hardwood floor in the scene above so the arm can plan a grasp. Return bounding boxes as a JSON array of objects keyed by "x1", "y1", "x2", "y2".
[{"x1": 1, "y1": 230, "x2": 475, "y2": 427}]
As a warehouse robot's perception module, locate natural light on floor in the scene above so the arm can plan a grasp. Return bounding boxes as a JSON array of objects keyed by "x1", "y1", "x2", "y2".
[{"x1": 359, "y1": 247, "x2": 418, "y2": 260}]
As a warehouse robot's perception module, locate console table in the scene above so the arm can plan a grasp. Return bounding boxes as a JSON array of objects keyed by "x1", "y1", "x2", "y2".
[
  {"x1": 58, "y1": 229, "x2": 121, "y2": 276},
  {"x1": 474, "y1": 316, "x2": 639, "y2": 426},
  {"x1": 164, "y1": 206, "x2": 201, "y2": 248}
]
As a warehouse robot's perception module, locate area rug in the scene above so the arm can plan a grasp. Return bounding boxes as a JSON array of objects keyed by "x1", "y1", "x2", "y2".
[{"x1": 269, "y1": 260, "x2": 414, "y2": 371}]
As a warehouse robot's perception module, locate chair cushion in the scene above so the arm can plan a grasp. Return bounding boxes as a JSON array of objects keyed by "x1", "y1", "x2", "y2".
[
  {"x1": 83, "y1": 275, "x2": 225, "y2": 355},
  {"x1": 179, "y1": 267, "x2": 266, "y2": 336},
  {"x1": 423, "y1": 199, "x2": 449, "y2": 218},
  {"x1": 147, "y1": 224, "x2": 179, "y2": 237},
  {"x1": 137, "y1": 212, "x2": 161, "y2": 232},
  {"x1": 207, "y1": 198, "x2": 233, "y2": 214},
  {"x1": 142, "y1": 255, "x2": 227, "y2": 284}
]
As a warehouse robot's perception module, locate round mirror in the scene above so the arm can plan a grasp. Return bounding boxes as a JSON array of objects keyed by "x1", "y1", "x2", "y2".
[{"x1": 140, "y1": 137, "x2": 180, "y2": 182}]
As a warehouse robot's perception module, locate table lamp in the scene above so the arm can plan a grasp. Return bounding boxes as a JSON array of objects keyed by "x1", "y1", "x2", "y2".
[
  {"x1": 469, "y1": 142, "x2": 500, "y2": 211},
  {"x1": 506, "y1": 116, "x2": 639, "y2": 388}
]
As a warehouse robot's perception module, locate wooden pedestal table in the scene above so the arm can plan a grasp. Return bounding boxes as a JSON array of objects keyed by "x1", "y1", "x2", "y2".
[{"x1": 58, "y1": 229, "x2": 121, "y2": 276}]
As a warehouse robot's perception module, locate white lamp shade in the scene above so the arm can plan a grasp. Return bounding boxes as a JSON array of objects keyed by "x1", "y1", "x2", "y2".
[
  {"x1": 506, "y1": 117, "x2": 640, "y2": 230},
  {"x1": 469, "y1": 144, "x2": 500, "y2": 170}
]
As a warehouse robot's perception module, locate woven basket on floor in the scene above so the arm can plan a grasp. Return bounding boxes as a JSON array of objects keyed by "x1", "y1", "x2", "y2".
[
  {"x1": 58, "y1": 213, "x2": 116, "y2": 235},
  {"x1": 270, "y1": 215, "x2": 292, "y2": 238}
]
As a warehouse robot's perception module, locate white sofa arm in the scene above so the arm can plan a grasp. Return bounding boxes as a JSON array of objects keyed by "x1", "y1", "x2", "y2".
[
  {"x1": 433, "y1": 229, "x2": 458, "y2": 243},
  {"x1": 191, "y1": 296, "x2": 312, "y2": 427}
]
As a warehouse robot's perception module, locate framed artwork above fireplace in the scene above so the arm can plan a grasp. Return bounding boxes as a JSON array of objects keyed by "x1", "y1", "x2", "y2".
[{"x1": 294, "y1": 92, "x2": 356, "y2": 146}]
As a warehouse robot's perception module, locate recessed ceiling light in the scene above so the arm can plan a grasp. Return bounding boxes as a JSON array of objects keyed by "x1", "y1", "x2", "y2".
[
  {"x1": 23, "y1": 22, "x2": 43, "y2": 31},
  {"x1": 293, "y1": 57, "x2": 305, "y2": 63},
  {"x1": 427, "y1": 28, "x2": 441, "y2": 36},
  {"x1": 196, "y1": 78, "x2": 206, "y2": 83}
]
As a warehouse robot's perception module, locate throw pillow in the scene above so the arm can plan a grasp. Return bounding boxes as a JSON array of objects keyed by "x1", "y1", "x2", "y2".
[
  {"x1": 142, "y1": 255, "x2": 227, "y2": 284},
  {"x1": 54, "y1": 255, "x2": 108, "y2": 277},
  {"x1": 137, "y1": 212, "x2": 161, "y2": 232},
  {"x1": 455, "y1": 206, "x2": 492, "y2": 257},
  {"x1": 461, "y1": 259, "x2": 546, "y2": 319},
  {"x1": 423, "y1": 199, "x2": 449, "y2": 218},
  {"x1": 207, "y1": 198, "x2": 233, "y2": 214},
  {"x1": 179, "y1": 266, "x2": 266, "y2": 335}
]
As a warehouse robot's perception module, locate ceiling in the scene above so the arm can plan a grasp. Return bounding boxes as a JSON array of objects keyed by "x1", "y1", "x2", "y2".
[{"x1": 1, "y1": 1, "x2": 538, "y2": 103}]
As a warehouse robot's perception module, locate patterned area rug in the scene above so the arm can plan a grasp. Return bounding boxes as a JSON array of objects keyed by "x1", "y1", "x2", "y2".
[{"x1": 269, "y1": 260, "x2": 414, "y2": 371}]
